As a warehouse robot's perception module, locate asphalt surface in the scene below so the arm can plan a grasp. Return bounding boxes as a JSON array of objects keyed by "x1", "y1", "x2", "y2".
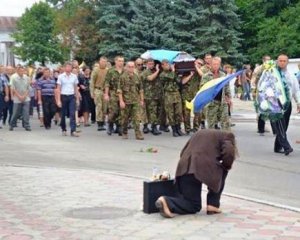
[{"x1": 0, "y1": 111, "x2": 299, "y2": 209}]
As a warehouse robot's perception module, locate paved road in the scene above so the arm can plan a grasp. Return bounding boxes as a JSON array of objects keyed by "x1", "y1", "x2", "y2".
[
  {"x1": 0, "y1": 113, "x2": 299, "y2": 209},
  {"x1": 0, "y1": 166, "x2": 300, "y2": 240}
]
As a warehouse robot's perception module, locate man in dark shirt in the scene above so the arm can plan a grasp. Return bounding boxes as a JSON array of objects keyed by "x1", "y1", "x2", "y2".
[{"x1": 37, "y1": 68, "x2": 57, "y2": 129}]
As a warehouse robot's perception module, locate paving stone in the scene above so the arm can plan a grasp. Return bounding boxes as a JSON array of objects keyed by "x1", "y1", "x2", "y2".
[{"x1": 0, "y1": 166, "x2": 299, "y2": 239}]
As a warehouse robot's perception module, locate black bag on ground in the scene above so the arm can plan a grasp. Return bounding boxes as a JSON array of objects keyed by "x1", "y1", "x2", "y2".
[{"x1": 143, "y1": 180, "x2": 177, "y2": 214}]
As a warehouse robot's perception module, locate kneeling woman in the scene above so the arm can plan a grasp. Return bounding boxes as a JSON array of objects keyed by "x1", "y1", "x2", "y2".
[{"x1": 156, "y1": 129, "x2": 237, "y2": 218}]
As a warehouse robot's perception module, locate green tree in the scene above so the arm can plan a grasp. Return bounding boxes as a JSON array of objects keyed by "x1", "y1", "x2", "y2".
[
  {"x1": 96, "y1": 0, "x2": 243, "y2": 64},
  {"x1": 254, "y1": 1, "x2": 300, "y2": 60},
  {"x1": 12, "y1": 2, "x2": 64, "y2": 65},
  {"x1": 194, "y1": 0, "x2": 243, "y2": 64},
  {"x1": 123, "y1": 0, "x2": 178, "y2": 58},
  {"x1": 96, "y1": 0, "x2": 135, "y2": 60},
  {"x1": 53, "y1": 0, "x2": 101, "y2": 66},
  {"x1": 236, "y1": 0, "x2": 299, "y2": 63}
]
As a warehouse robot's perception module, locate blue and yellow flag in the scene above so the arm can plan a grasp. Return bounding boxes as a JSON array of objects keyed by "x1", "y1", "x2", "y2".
[{"x1": 186, "y1": 70, "x2": 243, "y2": 113}]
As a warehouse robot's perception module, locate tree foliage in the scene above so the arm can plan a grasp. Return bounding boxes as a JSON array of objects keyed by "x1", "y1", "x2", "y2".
[
  {"x1": 52, "y1": 0, "x2": 101, "y2": 65},
  {"x1": 12, "y1": 2, "x2": 65, "y2": 65},
  {"x1": 96, "y1": 0, "x2": 243, "y2": 64},
  {"x1": 236, "y1": 0, "x2": 300, "y2": 64}
]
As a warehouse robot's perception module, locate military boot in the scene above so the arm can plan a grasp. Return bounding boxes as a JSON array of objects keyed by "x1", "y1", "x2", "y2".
[
  {"x1": 97, "y1": 122, "x2": 102, "y2": 131},
  {"x1": 143, "y1": 124, "x2": 150, "y2": 134},
  {"x1": 176, "y1": 124, "x2": 184, "y2": 136},
  {"x1": 99, "y1": 121, "x2": 106, "y2": 131},
  {"x1": 114, "y1": 125, "x2": 122, "y2": 136},
  {"x1": 171, "y1": 126, "x2": 179, "y2": 137},
  {"x1": 107, "y1": 123, "x2": 114, "y2": 135},
  {"x1": 97, "y1": 121, "x2": 106, "y2": 131},
  {"x1": 117, "y1": 125, "x2": 123, "y2": 136},
  {"x1": 151, "y1": 124, "x2": 161, "y2": 136},
  {"x1": 135, "y1": 131, "x2": 144, "y2": 140},
  {"x1": 159, "y1": 124, "x2": 170, "y2": 132}
]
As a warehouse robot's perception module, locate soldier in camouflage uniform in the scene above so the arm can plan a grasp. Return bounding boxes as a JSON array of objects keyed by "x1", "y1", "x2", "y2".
[
  {"x1": 141, "y1": 59, "x2": 162, "y2": 135},
  {"x1": 104, "y1": 56, "x2": 124, "y2": 136},
  {"x1": 90, "y1": 57, "x2": 108, "y2": 131},
  {"x1": 135, "y1": 58, "x2": 147, "y2": 129},
  {"x1": 181, "y1": 60, "x2": 203, "y2": 134},
  {"x1": 160, "y1": 60, "x2": 183, "y2": 137},
  {"x1": 202, "y1": 57, "x2": 231, "y2": 131},
  {"x1": 197, "y1": 54, "x2": 213, "y2": 128},
  {"x1": 118, "y1": 61, "x2": 144, "y2": 140}
]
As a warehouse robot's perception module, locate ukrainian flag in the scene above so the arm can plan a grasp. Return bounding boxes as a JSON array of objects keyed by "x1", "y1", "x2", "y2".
[{"x1": 186, "y1": 70, "x2": 243, "y2": 113}]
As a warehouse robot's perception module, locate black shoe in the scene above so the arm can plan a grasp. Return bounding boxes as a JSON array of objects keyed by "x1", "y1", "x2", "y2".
[
  {"x1": 107, "y1": 123, "x2": 113, "y2": 135},
  {"x1": 284, "y1": 148, "x2": 293, "y2": 156},
  {"x1": 25, "y1": 128, "x2": 31, "y2": 131},
  {"x1": 176, "y1": 124, "x2": 184, "y2": 136},
  {"x1": 274, "y1": 149, "x2": 284, "y2": 154},
  {"x1": 214, "y1": 124, "x2": 220, "y2": 130},
  {"x1": 151, "y1": 124, "x2": 161, "y2": 136},
  {"x1": 97, "y1": 122, "x2": 106, "y2": 131},
  {"x1": 159, "y1": 125, "x2": 170, "y2": 132},
  {"x1": 172, "y1": 126, "x2": 179, "y2": 137},
  {"x1": 9, "y1": 126, "x2": 13, "y2": 131},
  {"x1": 191, "y1": 128, "x2": 198, "y2": 133},
  {"x1": 143, "y1": 124, "x2": 150, "y2": 134},
  {"x1": 115, "y1": 125, "x2": 122, "y2": 136},
  {"x1": 164, "y1": 125, "x2": 170, "y2": 132}
]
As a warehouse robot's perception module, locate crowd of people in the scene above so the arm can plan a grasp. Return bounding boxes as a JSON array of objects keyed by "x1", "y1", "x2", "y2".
[{"x1": 0, "y1": 54, "x2": 299, "y2": 152}]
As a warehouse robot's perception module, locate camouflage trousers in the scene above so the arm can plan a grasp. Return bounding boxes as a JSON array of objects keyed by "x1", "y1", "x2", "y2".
[
  {"x1": 121, "y1": 103, "x2": 140, "y2": 133},
  {"x1": 182, "y1": 101, "x2": 201, "y2": 132},
  {"x1": 108, "y1": 93, "x2": 120, "y2": 125},
  {"x1": 93, "y1": 89, "x2": 105, "y2": 122},
  {"x1": 159, "y1": 97, "x2": 168, "y2": 126},
  {"x1": 206, "y1": 100, "x2": 230, "y2": 131},
  {"x1": 138, "y1": 104, "x2": 147, "y2": 124},
  {"x1": 164, "y1": 99, "x2": 182, "y2": 126},
  {"x1": 145, "y1": 99, "x2": 160, "y2": 125}
]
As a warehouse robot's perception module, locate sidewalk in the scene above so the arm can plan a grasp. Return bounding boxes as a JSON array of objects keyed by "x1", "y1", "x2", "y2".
[{"x1": 0, "y1": 166, "x2": 299, "y2": 240}]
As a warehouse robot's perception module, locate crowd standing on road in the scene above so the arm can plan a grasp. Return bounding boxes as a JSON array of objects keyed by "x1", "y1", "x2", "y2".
[{"x1": 0, "y1": 53, "x2": 299, "y2": 152}]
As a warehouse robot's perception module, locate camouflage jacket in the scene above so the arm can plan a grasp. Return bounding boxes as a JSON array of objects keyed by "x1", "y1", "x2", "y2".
[
  {"x1": 118, "y1": 72, "x2": 143, "y2": 104},
  {"x1": 104, "y1": 67, "x2": 123, "y2": 94},
  {"x1": 141, "y1": 69, "x2": 161, "y2": 100},
  {"x1": 90, "y1": 67, "x2": 108, "y2": 92},
  {"x1": 160, "y1": 70, "x2": 180, "y2": 93},
  {"x1": 181, "y1": 74, "x2": 201, "y2": 101},
  {"x1": 200, "y1": 65, "x2": 211, "y2": 75}
]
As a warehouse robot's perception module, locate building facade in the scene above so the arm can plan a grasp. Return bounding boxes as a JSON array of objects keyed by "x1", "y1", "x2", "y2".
[{"x1": 0, "y1": 16, "x2": 19, "y2": 66}]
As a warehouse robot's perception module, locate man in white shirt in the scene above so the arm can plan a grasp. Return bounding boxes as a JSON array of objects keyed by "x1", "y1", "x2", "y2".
[
  {"x1": 273, "y1": 54, "x2": 300, "y2": 155},
  {"x1": 57, "y1": 62, "x2": 80, "y2": 137},
  {"x1": 9, "y1": 66, "x2": 31, "y2": 131}
]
